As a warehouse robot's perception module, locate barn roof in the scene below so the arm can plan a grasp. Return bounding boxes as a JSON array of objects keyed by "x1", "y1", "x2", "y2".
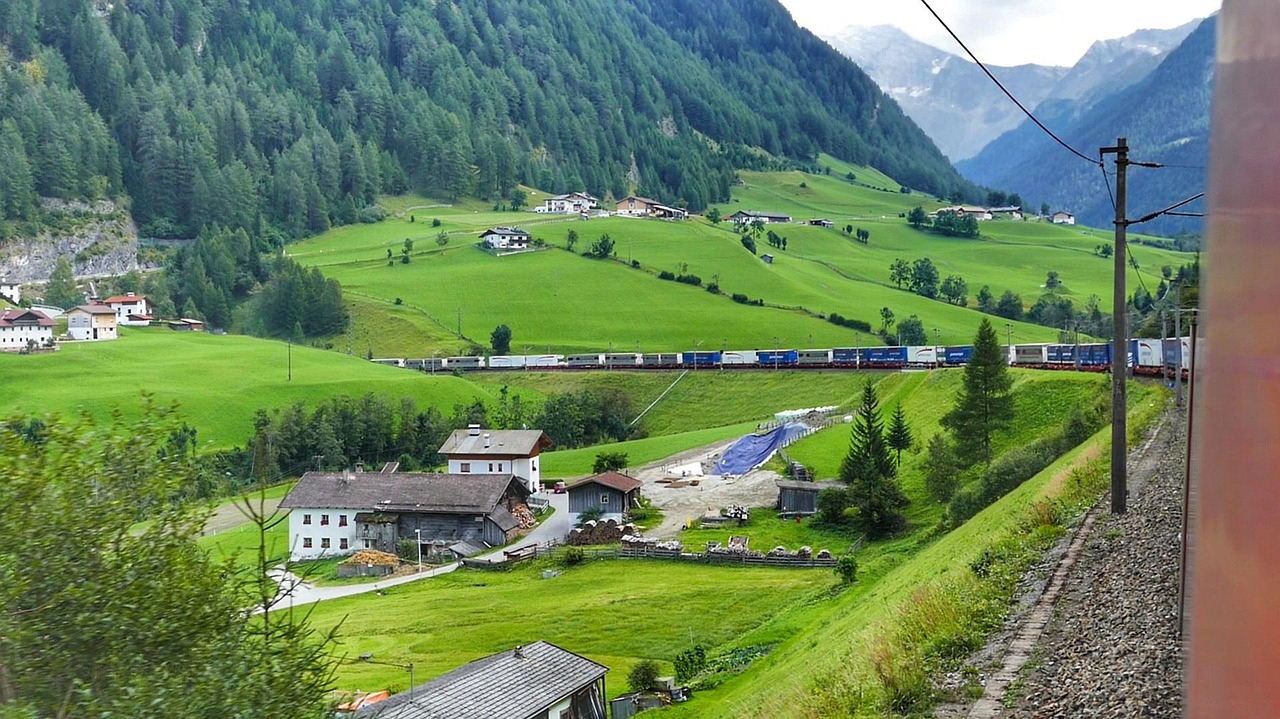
[
  {"x1": 280, "y1": 472, "x2": 527, "y2": 513},
  {"x1": 355, "y1": 641, "x2": 607, "y2": 719},
  {"x1": 568, "y1": 471, "x2": 643, "y2": 493},
  {"x1": 774, "y1": 479, "x2": 843, "y2": 492},
  {"x1": 438, "y1": 429, "x2": 552, "y2": 456}
]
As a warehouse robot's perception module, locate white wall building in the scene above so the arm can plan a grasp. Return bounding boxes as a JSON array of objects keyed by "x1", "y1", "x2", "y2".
[
  {"x1": 439, "y1": 425, "x2": 553, "y2": 492},
  {"x1": 284, "y1": 506, "x2": 359, "y2": 560},
  {"x1": 1052, "y1": 211, "x2": 1076, "y2": 225},
  {"x1": 0, "y1": 279, "x2": 20, "y2": 305},
  {"x1": 103, "y1": 292, "x2": 152, "y2": 325},
  {"x1": 0, "y1": 309, "x2": 55, "y2": 352},
  {"x1": 65, "y1": 305, "x2": 118, "y2": 341},
  {"x1": 480, "y1": 227, "x2": 531, "y2": 250},
  {"x1": 537, "y1": 191, "x2": 598, "y2": 215}
]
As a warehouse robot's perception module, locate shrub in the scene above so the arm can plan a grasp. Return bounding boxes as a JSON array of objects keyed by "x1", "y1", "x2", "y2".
[
  {"x1": 705, "y1": 282, "x2": 720, "y2": 294},
  {"x1": 577, "y1": 507, "x2": 604, "y2": 526},
  {"x1": 357, "y1": 205, "x2": 387, "y2": 223},
  {"x1": 815, "y1": 487, "x2": 853, "y2": 528},
  {"x1": 393, "y1": 297, "x2": 403, "y2": 305},
  {"x1": 675, "y1": 273, "x2": 702, "y2": 287},
  {"x1": 628, "y1": 659, "x2": 661, "y2": 692},
  {"x1": 835, "y1": 554, "x2": 858, "y2": 585},
  {"x1": 631, "y1": 259, "x2": 641, "y2": 268},
  {"x1": 731, "y1": 293, "x2": 750, "y2": 304},
  {"x1": 674, "y1": 645, "x2": 707, "y2": 684},
  {"x1": 658, "y1": 271, "x2": 676, "y2": 281},
  {"x1": 562, "y1": 547, "x2": 585, "y2": 566},
  {"x1": 431, "y1": 217, "x2": 442, "y2": 227}
]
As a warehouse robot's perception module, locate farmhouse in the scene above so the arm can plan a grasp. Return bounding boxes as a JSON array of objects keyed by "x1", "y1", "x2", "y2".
[
  {"x1": 776, "y1": 479, "x2": 843, "y2": 515},
  {"x1": 279, "y1": 466, "x2": 532, "y2": 562},
  {"x1": 567, "y1": 471, "x2": 643, "y2": 522},
  {"x1": 168, "y1": 318, "x2": 205, "y2": 331},
  {"x1": 353, "y1": 641, "x2": 608, "y2": 719},
  {"x1": 0, "y1": 278, "x2": 19, "y2": 305},
  {"x1": 615, "y1": 195, "x2": 688, "y2": 220},
  {"x1": 1052, "y1": 211, "x2": 1076, "y2": 225},
  {"x1": 935, "y1": 206, "x2": 992, "y2": 221},
  {"x1": 988, "y1": 205, "x2": 1024, "y2": 220},
  {"x1": 537, "y1": 191, "x2": 599, "y2": 215},
  {"x1": 807, "y1": 218, "x2": 834, "y2": 227},
  {"x1": 730, "y1": 210, "x2": 792, "y2": 225},
  {"x1": 65, "y1": 304, "x2": 118, "y2": 341},
  {"x1": 439, "y1": 425, "x2": 553, "y2": 492},
  {"x1": 480, "y1": 227, "x2": 531, "y2": 251},
  {"x1": 103, "y1": 292, "x2": 153, "y2": 326},
  {"x1": 0, "y1": 308, "x2": 55, "y2": 352}
]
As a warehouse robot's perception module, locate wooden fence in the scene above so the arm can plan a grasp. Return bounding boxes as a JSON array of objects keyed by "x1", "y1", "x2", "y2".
[{"x1": 461, "y1": 540, "x2": 839, "y2": 570}]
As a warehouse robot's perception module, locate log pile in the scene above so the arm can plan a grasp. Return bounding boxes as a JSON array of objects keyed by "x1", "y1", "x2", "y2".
[
  {"x1": 511, "y1": 503, "x2": 538, "y2": 529},
  {"x1": 568, "y1": 518, "x2": 639, "y2": 546},
  {"x1": 343, "y1": 550, "x2": 400, "y2": 567}
]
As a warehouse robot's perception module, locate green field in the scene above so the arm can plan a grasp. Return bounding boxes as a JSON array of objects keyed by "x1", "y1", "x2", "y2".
[{"x1": 0, "y1": 328, "x2": 491, "y2": 449}]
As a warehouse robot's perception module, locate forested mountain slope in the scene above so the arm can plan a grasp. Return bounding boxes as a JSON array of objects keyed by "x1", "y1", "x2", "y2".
[{"x1": 0, "y1": 0, "x2": 972, "y2": 244}]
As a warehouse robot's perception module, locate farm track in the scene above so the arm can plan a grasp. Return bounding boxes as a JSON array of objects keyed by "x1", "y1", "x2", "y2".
[{"x1": 939, "y1": 401, "x2": 1186, "y2": 718}]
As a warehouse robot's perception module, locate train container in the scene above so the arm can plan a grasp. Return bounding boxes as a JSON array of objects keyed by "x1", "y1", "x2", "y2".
[
  {"x1": 1129, "y1": 339, "x2": 1164, "y2": 373},
  {"x1": 942, "y1": 346, "x2": 973, "y2": 365},
  {"x1": 798, "y1": 349, "x2": 832, "y2": 366},
  {"x1": 1047, "y1": 345, "x2": 1076, "y2": 364},
  {"x1": 567, "y1": 353, "x2": 605, "y2": 368},
  {"x1": 445, "y1": 356, "x2": 484, "y2": 370},
  {"x1": 1077, "y1": 344, "x2": 1112, "y2": 368},
  {"x1": 641, "y1": 353, "x2": 681, "y2": 367},
  {"x1": 415, "y1": 358, "x2": 447, "y2": 372},
  {"x1": 721, "y1": 350, "x2": 758, "y2": 366},
  {"x1": 404, "y1": 359, "x2": 428, "y2": 370},
  {"x1": 906, "y1": 346, "x2": 939, "y2": 366},
  {"x1": 371, "y1": 358, "x2": 405, "y2": 368},
  {"x1": 864, "y1": 346, "x2": 908, "y2": 367},
  {"x1": 832, "y1": 347, "x2": 864, "y2": 366},
  {"x1": 1013, "y1": 344, "x2": 1049, "y2": 365},
  {"x1": 487, "y1": 355, "x2": 527, "y2": 369},
  {"x1": 1162, "y1": 337, "x2": 1192, "y2": 372},
  {"x1": 528, "y1": 354, "x2": 564, "y2": 368},
  {"x1": 603, "y1": 353, "x2": 642, "y2": 367},
  {"x1": 681, "y1": 351, "x2": 723, "y2": 367},
  {"x1": 756, "y1": 349, "x2": 799, "y2": 367}
]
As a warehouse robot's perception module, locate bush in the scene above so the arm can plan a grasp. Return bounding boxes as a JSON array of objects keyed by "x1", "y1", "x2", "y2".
[
  {"x1": 731, "y1": 293, "x2": 750, "y2": 304},
  {"x1": 631, "y1": 259, "x2": 641, "y2": 268},
  {"x1": 593, "y1": 451, "x2": 628, "y2": 474},
  {"x1": 577, "y1": 507, "x2": 604, "y2": 526},
  {"x1": 675, "y1": 273, "x2": 702, "y2": 287},
  {"x1": 357, "y1": 205, "x2": 387, "y2": 223},
  {"x1": 561, "y1": 547, "x2": 585, "y2": 566},
  {"x1": 658, "y1": 270, "x2": 676, "y2": 281},
  {"x1": 815, "y1": 487, "x2": 853, "y2": 528},
  {"x1": 674, "y1": 646, "x2": 707, "y2": 684},
  {"x1": 431, "y1": 217, "x2": 442, "y2": 227},
  {"x1": 835, "y1": 554, "x2": 858, "y2": 585},
  {"x1": 827, "y1": 313, "x2": 873, "y2": 333},
  {"x1": 705, "y1": 282, "x2": 720, "y2": 294},
  {"x1": 628, "y1": 659, "x2": 661, "y2": 692}
]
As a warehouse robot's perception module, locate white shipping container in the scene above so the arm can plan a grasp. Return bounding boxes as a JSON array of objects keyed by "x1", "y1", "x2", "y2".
[
  {"x1": 721, "y1": 350, "x2": 758, "y2": 365},
  {"x1": 488, "y1": 355, "x2": 527, "y2": 369},
  {"x1": 907, "y1": 346, "x2": 939, "y2": 365}
]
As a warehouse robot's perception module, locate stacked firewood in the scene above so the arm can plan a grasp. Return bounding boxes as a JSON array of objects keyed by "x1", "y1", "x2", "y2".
[{"x1": 567, "y1": 518, "x2": 638, "y2": 545}]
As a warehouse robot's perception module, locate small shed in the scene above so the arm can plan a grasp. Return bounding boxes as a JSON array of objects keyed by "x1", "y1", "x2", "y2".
[
  {"x1": 776, "y1": 479, "x2": 843, "y2": 515},
  {"x1": 567, "y1": 471, "x2": 643, "y2": 520},
  {"x1": 761, "y1": 253, "x2": 774, "y2": 264},
  {"x1": 807, "y1": 218, "x2": 834, "y2": 227}
]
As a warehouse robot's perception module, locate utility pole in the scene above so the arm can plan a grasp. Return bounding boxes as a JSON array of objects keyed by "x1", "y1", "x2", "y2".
[
  {"x1": 1102, "y1": 137, "x2": 1128, "y2": 514},
  {"x1": 287, "y1": 339, "x2": 292, "y2": 382},
  {"x1": 1174, "y1": 285, "x2": 1185, "y2": 408}
]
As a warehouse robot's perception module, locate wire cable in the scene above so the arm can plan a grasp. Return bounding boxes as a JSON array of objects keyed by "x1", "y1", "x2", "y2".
[
  {"x1": 918, "y1": 0, "x2": 1101, "y2": 168},
  {"x1": 1100, "y1": 162, "x2": 1117, "y2": 214}
]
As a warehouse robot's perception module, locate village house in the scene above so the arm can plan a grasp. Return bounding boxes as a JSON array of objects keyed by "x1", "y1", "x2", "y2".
[
  {"x1": 935, "y1": 206, "x2": 992, "y2": 221},
  {"x1": 1052, "y1": 211, "x2": 1076, "y2": 225},
  {"x1": 438, "y1": 425, "x2": 554, "y2": 492},
  {"x1": 537, "y1": 191, "x2": 599, "y2": 215},
  {"x1": 65, "y1": 304, "x2": 118, "y2": 341},
  {"x1": 167, "y1": 318, "x2": 205, "y2": 331},
  {"x1": 0, "y1": 278, "x2": 20, "y2": 305},
  {"x1": 776, "y1": 479, "x2": 843, "y2": 515},
  {"x1": 807, "y1": 218, "x2": 834, "y2": 228},
  {"x1": 103, "y1": 292, "x2": 153, "y2": 326},
  {"x1": 480, "y1": 227, "x2": 531, "y2": 251},
  {"x1": 614, "y1": 195, "x2": 688, "y2": 220},
  {"x1": 988, "y1": 205, "x2": 1024, "y2": 220},
  {"x1": 353, "y1": 641, "x2": 608, "y2": 719},
  {"x1": 566, "y1": 471, "x2": 643, "y2": 522},
  {"x1": 730, "y1": 210, "x2": 792, "y2": 225},
  {"x1": 0, "y1": 308, "x2": 55, "y2": 352},
  {"x1": 279, "y1": 464, "x2": 532, "y2": 562}
]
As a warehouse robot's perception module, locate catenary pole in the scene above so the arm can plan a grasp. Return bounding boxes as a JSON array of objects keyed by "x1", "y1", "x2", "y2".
[{"x1": 1102, "y1": 137, "x2": 1129, "y2": 514}]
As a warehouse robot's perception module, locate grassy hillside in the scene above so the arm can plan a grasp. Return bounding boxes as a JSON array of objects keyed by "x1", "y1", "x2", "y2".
[
  {"x1": 0, "y1": 329, "x2": 490, "y2": 449},
  {"x1": 292, "y1": 159, "x2": 1191, "y2": 356}
]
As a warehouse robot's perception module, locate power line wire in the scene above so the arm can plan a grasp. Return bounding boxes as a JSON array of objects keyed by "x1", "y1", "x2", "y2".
[
  {"x1": 1100, "y1": 162, "x2": 1117, "y2": 213},
  {"x1": 918, "y1": 0, "x2": 1101, "y2": 168}
]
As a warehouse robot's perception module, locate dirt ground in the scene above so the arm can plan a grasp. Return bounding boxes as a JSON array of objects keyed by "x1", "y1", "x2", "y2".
[
  {"x1": 198, "y1": 495, "x2": 283, "y2": 536},
  {"x1": 630, "y1": 437, "x2": 784, "y2": 538}
]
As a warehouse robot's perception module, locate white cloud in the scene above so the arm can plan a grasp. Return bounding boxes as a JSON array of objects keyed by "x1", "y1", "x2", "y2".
[{"x1": 780, "y1": 0, "x2": 1221, "y2": 66}]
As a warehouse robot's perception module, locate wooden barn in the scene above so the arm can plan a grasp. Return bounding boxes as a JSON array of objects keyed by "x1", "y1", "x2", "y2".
[
  {"x1": 567, "y1": 471, "x2": 643, "y2": 520},
  {"x1": 776, "y1": 479, "x2": 842, "y2": 516}
]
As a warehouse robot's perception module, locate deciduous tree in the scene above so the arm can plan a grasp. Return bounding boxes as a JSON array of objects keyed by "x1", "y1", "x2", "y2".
[{"x1": 490, "y1": 323, "x2": 512, "y2": 354}]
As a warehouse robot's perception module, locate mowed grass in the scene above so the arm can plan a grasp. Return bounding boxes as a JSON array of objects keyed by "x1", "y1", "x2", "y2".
[
  {"x1": 305, "y1": 560, "x2": 831, "y2": 700},
  {"x1": 0, "y1": 328, "x2": 492, "y2": 449},
  {"x1": 540, "y1": 421, "x2": 759, "y2": 478}
]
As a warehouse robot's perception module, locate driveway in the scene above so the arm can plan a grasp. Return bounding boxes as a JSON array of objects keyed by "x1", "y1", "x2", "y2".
[
  {"x1": 264, "y1": 562, "x2": 460, "y2": 611},
  {"x1": 476, "y1": 491, "x2": 570, "y2": 561}
]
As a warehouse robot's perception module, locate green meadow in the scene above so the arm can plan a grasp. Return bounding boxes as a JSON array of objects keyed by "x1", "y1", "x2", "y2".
[{"x1": 0, "y1": 328, "x2": 490, "y2": 449}]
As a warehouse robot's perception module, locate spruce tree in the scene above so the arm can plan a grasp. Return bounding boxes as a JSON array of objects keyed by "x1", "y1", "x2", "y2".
[
  {"x1": 941, "y1": 318, "x2": 1015, "y2": 466},
  {"x1": 886, "y1": 403, "x2": 913, "y2": 468},
  {"x1": 839, "y1": 382, "x2": 908, "y2": 538},
  {"x1": 44, "y1": 257, "x2": 82, "y2": 309},
  {"x1": 923, "y1": 434, "x2": 960, "y2": 502}
]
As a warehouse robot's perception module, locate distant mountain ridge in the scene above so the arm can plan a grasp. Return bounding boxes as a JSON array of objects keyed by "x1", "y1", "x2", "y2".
[{"x1": 957, "y1": 16, "x2": 1214, "y2": 235}]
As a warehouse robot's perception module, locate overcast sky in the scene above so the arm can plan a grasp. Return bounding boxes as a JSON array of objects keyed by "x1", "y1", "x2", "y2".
[{"x1": 779, "y1": 0, "x2": 1221, "y2": 66}]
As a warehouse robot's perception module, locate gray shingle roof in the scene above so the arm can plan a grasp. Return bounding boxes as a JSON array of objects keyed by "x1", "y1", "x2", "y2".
[
  {"x1": 438, "y1": 429, "x2": 552, "y2": 457},
  {"x1": 356, "y1": 641, "x2": 607, "y2": 719},
  {"x1": 279, "y1": 473, "x2": 526, "y2": 513},
  {"x1": 774, "y1": 479, "x2": 843, "y2": 492},
  {"x1": 568, "y1": 471, "x2": 642, "y2": 493}
]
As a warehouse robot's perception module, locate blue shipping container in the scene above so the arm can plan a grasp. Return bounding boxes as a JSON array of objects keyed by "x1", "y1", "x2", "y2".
[
  {"x1": 1047, "y1": 345, "x2": 1076, "y2": 363},
  {"x1": 832, "y1": 348, "x2": 864, "y2": 364},
  {"x1": 681, "y1": 351, "x2": 722, "y2": 367},
  {"x1": 1076, "y1": 344, "x2": 1112, "y2": 366},
  {"x1": 943, "y1": 346, "x2": 973, "y2": 364},
  {"x1": 756, "y1": 350, "x2": 799, "y2": 366},
  {"x1": 866, "y1": 347, "x2": 908, "y2": 365}
]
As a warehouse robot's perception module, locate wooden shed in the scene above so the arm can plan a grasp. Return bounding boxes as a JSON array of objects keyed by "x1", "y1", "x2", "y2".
[
  {"x1": 776, "y1": 479, "x2": 843, "y2": 515},
  {"x1": 567, "y1": 471, "x2": 643, "y2": 519}
]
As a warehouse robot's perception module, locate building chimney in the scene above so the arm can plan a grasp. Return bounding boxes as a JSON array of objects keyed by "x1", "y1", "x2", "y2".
[
  {"x1": 356, "y1": 460, "x2": 365, "y2": 473},
  {"x1": 342, "y1": 468, "x2": 353, "y2": 482},
  {"x1": 514, "y1": 645, "x2": 524, "y2": 659},
  {"x1": 468, "y1": 424, "x2": 481, "y2": 436},
  {"x1": 484, "y1": 433, "x2": 491, "y2": 449}
]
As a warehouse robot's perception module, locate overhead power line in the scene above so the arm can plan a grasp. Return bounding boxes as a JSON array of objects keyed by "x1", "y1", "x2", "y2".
[{"x1": 917, "y1": 0, "x2": 1100, "y2": 167}]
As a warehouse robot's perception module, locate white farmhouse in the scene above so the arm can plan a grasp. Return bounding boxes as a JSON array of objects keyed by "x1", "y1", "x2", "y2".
[
  {"x1": 103, "y1": 292, "x2": 153, "y2": 326},
  {"x1": 65, "y1": 304, "x2": 119, "y2": 341},
  {"x1": 0, "y1": 309, "x2": 55, "y2": 352},
  {"x1": 1052, "y1": 211, "x2": 1076, "y2": 225},
  {"x1": 438, "y1": 425, "x2": 554, "y2": 492},
  {"x1": 480, "y1": 227, "x2": 531, "y2": 251},
  {"x1": 537, "y1": 191, "x2": 598, "y2": 215},
  {"x1": 0, "y1": 278, "x2": 20, "y2": 305}
]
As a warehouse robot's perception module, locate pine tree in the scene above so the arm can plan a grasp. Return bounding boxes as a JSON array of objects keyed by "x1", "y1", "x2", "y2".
[
  {"x1": 886, "y1": 403, "x2": 913, "y2": 468},
  {"x1": 44, "y1": 257, "x2": 81, "y2": 309},
  {"x1": 923, "y1": 434, "x2": 960, "y2": 502},
  {"x1": 941, "y1": 318, "x2": 1015, "y2": 466},
  {"x1": 839, "y1": 382, "x2": 908, "y2": 538}
]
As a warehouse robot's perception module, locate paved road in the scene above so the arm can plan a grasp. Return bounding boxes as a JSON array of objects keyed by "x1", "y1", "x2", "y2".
[
  {"x1": 265, "y1": 562, "x2": 461, "y2": 610},
  {"x1": 476, "y1": 492, "x2": 570, "y2": 561}
]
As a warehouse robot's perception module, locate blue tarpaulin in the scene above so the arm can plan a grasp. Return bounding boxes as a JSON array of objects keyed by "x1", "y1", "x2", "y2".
[{"x1": 715, "y1": 422, "x2": 811, "y2": 475}]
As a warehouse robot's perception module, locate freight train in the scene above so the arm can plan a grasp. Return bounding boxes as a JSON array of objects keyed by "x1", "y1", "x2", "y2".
[{"x1": 374, "y1": 337, "x2": 1194, "y2": 376}]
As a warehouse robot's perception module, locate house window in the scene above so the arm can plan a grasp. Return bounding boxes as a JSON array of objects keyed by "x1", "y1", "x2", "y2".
[
  {"x1": 488, "y1": 463, "x2": 494, "y2": 472},
  {"x1": 339, "y1": 515, "x2": 348, "y2": 527},
  {"x1": 363, "y1": 539, "x2": 372, "y2": 549},
  {"x1": 498, "y1": 463, "x2": 504, "y2": 472},
  {"x1": 321, "y1": 514, "x2": 330, "y2": 526},
  {"x1": 460, "y1": 462, "x2": 471, "y2": 473},
  {"x1": 340, "y1": 538, "x2": 349, "y2": 550},
  {"x1": 321, "y1": 538, "x2": 331, "y2": 549},
  {"x1": 601, "y1": 494, "x2": 609, "y2": 504},
  {"x1": 303, "y1": 537, "x2": 313, "y2": 548}
]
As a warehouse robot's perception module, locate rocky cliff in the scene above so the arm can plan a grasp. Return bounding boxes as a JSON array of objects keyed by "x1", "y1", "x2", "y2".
[{"x1": 0, "y1": 199, "x2": 140, "y2": 283}]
